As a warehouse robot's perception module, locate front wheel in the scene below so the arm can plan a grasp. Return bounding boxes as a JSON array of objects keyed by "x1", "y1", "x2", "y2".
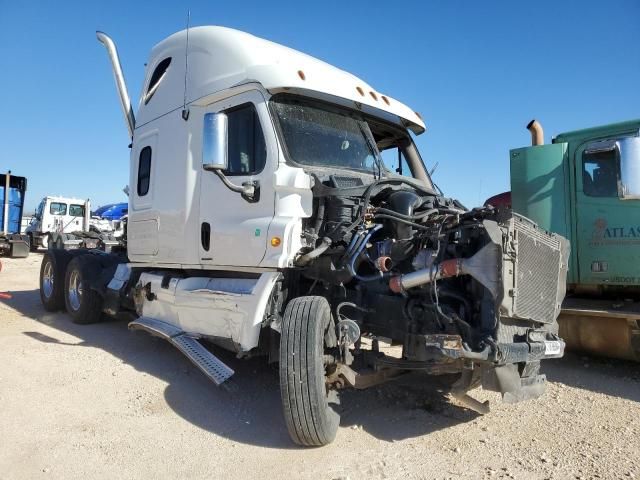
[{"x1": 279, "y1": 296, "x2": 339, "y2": 446}]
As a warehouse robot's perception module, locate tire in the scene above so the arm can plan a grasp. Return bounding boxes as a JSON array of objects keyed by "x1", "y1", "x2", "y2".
[
  {"x1": 279, "y1": 296, "x2": 339, "y2": 446},
  {"x1": 39, "y1": 252, "x2": 66, "y2": 311},
  {"x1": 28, "y1": 234, "x2": 37, "y2": 252},
  {"x1": 55, "y1": 234, "x2": 65, "y2": 250},
  {"x1": 41, "y1": 233, "x2": 49, "y2": 250},
  {"x1": 64, "y1": 255, "x2": 103, "y2": 324}
]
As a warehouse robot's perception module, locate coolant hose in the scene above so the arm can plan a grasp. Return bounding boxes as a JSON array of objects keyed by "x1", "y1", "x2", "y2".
[{"x1": 295, "y1": 237, "x2": 332, "y2": 266}]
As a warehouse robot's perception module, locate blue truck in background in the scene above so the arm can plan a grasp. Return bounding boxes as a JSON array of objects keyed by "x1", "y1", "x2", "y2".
[{"x1": 1, "y1": 171, "x2": 29, "y2": 258}]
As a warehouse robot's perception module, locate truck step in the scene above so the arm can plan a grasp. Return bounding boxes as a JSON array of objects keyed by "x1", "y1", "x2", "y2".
[{"x1": 129, "y1": 316, "x2": 235, "y2": 385}]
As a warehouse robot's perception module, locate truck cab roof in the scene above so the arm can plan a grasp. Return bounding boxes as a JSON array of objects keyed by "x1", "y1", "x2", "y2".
[
  {"x1": 553, "y1": 118, "x2": 640, "y2": 145},
  {"x1": 137, "y1": 26, "x2": 426, "y2": 134}
]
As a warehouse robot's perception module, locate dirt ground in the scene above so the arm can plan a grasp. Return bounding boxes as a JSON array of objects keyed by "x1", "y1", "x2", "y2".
[{"x1": 0, "y1": 254, "x2": 638, "y2": 480}]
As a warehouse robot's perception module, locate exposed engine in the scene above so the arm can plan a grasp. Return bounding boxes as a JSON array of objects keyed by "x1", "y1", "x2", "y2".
[{"x1": 296, "y1": 174, "x2": 568, "y2": 403}]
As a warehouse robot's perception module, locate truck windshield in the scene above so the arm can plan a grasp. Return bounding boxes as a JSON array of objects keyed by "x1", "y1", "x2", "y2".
[{"x1": 271, "y1": 96, "x2": 384, "y2": 175}]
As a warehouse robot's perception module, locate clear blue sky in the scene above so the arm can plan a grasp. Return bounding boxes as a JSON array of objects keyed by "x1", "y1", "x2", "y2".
[{"x1": 1, "y1": 0, "x2": 638, "y2": 212}]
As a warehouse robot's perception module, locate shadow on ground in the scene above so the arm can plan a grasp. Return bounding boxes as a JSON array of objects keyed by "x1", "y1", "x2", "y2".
[
  {"x1": 5, "y1": 288, "x2": 478, "y2": 449},
  {"x1": 542, "y1": 351, "x2": 640, "y2": 403}
]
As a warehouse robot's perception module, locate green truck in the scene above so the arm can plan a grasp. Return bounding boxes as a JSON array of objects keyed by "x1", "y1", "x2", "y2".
[{"x1": 486, "y1": 119, "x2": 640, "y2": 361}]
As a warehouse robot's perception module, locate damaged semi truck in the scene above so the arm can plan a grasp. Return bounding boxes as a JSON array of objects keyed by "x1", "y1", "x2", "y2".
[{"x1": 40, "y1": 27, "x2": 569, "y2": 446}]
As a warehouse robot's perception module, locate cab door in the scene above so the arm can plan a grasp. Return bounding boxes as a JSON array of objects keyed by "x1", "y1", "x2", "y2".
[
  {"x1": 575, "y1": 139, "x2": 640, "y2": 286},
  {"x1": 198, "y1": 90, "x2": 277, "y2": 267}
]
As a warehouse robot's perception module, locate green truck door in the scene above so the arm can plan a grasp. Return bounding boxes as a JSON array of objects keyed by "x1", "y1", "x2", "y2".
[{"x1": 575, "y1": 141, "x2": 640, "y2": 287}]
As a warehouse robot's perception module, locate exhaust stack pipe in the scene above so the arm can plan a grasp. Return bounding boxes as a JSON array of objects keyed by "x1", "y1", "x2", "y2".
[
  {"x1": 96, "y1": 31, "x2": 136, "y2": 138},
  {"x1": 526, "y1": 119, "x2": 544, "y2": 146}
]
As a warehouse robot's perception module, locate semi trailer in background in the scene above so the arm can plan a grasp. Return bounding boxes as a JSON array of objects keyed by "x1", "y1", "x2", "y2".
[
  {"x1": 0, "y1": 171, "x2": 29, "y2": 258},
  {"x1": 40, "y1": 26, "x2": 568, "y2": 446},
  {"x1": 488, "y1": 119, "x2": 640, "y2": 361}
]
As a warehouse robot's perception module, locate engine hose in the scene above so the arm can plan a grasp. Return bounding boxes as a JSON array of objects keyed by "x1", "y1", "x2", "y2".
[
  {"x1": 344, "y1": 229, "x2": 365, "y2": 259},
  {"x1": 343, "y1": 177, "x2": 437, "y2": 235},
  {"x1": 375, "y1": 207, "x2": 439, "y2": 221},
  {"x1": 295, "y1": 237, "x2": 332, "y2": 266},
  {"x1": 373, "y1": 214, "x2": 433, "y2": 231},
  {"x1": 313, "y1": 197, "x2": 325, "y2": 235},
  {"x1": 347, "y1": 225, "x2": 387, "y2": 282}
]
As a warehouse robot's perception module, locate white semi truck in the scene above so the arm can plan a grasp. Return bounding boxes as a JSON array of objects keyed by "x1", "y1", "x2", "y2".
[
  {"x1": 26, "y1": 196, "x2": 119, "y2": 251},
  {"x1": 39, "y1": 26, "x2": 569, "y2": 446}
]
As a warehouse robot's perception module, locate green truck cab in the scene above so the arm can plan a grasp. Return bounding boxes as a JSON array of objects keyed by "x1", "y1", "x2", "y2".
[
  {"x1": 508, "y1": 119, "x2": 640, "y2": 361},
  {"x1": 511, "y1": 119, "x2": 640, "y2": 293}
]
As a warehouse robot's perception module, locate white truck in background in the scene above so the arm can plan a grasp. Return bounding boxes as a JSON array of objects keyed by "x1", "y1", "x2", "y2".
[
  {"x1": 26, "y1": 196, "x2": 119, "y2": 251},
  {"x1": 38, "y1": 26, "x2": 568, "y2": 446}
]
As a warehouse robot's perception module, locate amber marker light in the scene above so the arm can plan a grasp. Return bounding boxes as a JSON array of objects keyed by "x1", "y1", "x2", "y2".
[
  {"x1": 297, "y1": 70, "x2": 306, "y2": 80},
  {"x1": 271, "y1": 237, "x2": 282, "y2": 247}
]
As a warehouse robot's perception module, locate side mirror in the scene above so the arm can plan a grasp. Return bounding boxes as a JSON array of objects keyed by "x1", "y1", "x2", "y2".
[
  {"x1": 618, "y1": 137, "x2": 640, "y2": 200},
  {"x1": 202, "y1": 112, "x2": 228, "y2": 171}
]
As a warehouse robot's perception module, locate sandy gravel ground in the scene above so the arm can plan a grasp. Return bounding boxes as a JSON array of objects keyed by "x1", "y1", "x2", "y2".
[{"x1": 0, "y1": 254, "x2": 638, "y2": 480}]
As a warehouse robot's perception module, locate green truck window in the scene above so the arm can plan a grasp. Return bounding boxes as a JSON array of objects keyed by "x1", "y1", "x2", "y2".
[{"x1": 582, "y1": 150, "x2": 619, "y2": 197}]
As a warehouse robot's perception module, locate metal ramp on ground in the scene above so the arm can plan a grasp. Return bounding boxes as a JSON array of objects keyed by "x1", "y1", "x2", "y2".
[{"x1": 129, "y1": 316, "x2": 235, "y2": 385}]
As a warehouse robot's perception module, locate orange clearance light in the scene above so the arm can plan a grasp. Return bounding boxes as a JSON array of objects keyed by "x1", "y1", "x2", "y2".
[
  {"x1": 356, "y1": 86, "x2": 365, "y2": 96},
  {"x1": 414, "y1": 111, "x2": 423, "y2": 120},
  {"x1": 369, "y1": 91, "x2": 378, "y2": 101},
  {"x1": 381, "y1": 95, "x2": 390, "y2": 105},
  {"x1": 297, "y1": 70, "x2": 306, "y2": 80},
  {"x1": 271, "y1": 237, "x2": 282, "y2": 247}
]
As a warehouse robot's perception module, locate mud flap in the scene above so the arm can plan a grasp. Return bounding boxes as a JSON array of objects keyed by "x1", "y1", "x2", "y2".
[
  {"x1": 9, "y1": 239, "x2": 29, "y2": 258},
  {"x1": 482, "y1": 364, "x2": 547, "y2": 403}
]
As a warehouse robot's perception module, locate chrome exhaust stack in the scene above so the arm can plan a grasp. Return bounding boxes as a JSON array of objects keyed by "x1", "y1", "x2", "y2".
[{"x1": 96, "y1": 31, "x2": 136, "y2": 138}]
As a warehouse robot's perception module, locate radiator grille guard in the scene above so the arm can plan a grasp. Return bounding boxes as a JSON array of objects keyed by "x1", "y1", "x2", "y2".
[{"x1": 497, "y1": 213, "x2": 569, "y2": 325}]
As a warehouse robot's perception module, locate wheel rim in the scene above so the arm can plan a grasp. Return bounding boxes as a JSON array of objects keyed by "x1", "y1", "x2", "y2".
[
  {"x1": 68, "y1": 270, "x2": 82, "y2": 311},
  {"x1": 42, "y1": 261, "x2": 54, "y2": 299}
]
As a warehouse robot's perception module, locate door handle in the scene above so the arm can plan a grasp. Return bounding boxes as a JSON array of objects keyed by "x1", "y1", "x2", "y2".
[{"x1": 201, "y1": 222, "x2": 211, "y2": 251}]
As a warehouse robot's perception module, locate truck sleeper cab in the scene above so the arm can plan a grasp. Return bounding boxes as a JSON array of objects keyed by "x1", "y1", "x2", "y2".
[{"x1": 40, "y1": 26, "x2": 569, "y2": 446}]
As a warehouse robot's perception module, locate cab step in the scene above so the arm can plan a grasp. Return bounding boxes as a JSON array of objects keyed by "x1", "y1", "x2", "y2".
[{"x1": 129, "y1": 316, "x2": 235, "y2": 385}]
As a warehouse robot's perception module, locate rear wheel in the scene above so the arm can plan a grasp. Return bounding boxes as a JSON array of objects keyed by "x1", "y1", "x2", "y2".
[
  {"x1": 28, "y1": 234, "x2": 38, "y2": 252},
  {"x1": 39, "y1": 252, "x2": 66, "y2": 311},
  {"x1": 279, "y1": 296, "x2": 339, "y2": 446},
  {"x1": 64, "y1": 255, "x2": 103, "y2": 324}
]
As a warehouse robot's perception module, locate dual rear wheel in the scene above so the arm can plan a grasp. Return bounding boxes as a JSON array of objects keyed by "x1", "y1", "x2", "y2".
[{"x1": 39, "y1": 252, "x2": 103, "y2": 324}]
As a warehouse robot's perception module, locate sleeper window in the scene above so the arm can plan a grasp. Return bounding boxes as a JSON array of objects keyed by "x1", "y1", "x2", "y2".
[
  {"x1": 137, "y1": 146, "x2": 152, "y2": 196},
  {"x1": 144, "y1": 57, "x2": 171, "y2": 104},
  {"x1": 225, "y1": 104, "x2": 267, "y2": 175}
]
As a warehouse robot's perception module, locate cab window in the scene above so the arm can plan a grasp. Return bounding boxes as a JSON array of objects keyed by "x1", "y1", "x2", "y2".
[
  {"x1": 69, "y1": 204, "x2": 85, "y2": 217},
  {"x1": 225, "y1": 103, "x2": 266, "y2": 175},
  {"x1": 583, "y1": 149, "x2": 619, "y2": 197},
  {"x1": 380, "y1": 146, "x2": 413, "y2": 178},
  {"x1": 35, "y1": 200, "x2": 45, "y2": 219},
  {"x1": 49, "y1": 202, "x2": 67, "y2": 215}
]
